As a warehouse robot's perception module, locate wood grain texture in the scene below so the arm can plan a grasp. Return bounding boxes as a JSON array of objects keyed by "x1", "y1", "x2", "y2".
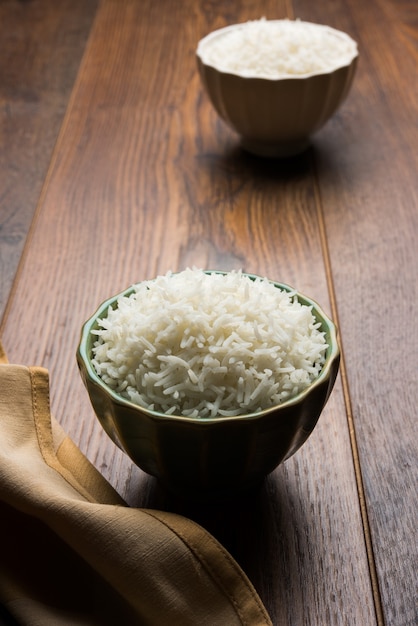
[
  {"x1": 292, "y1": 0, "x2": 418, "y2": 623},
  {"x1": 2, "y1": 0, "x2": 416, "y2": 624},
  {"x1": 0, "y1": 0, "x2": 99, "y2": 320},
  {"x1": 0, "y1": 2, "x2": 376, "y2": 624}
]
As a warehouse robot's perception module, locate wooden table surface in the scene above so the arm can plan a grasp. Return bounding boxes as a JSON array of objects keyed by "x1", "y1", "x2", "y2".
[{"x1": 1, "y1": 1, "x2": 417, "y2": 624}]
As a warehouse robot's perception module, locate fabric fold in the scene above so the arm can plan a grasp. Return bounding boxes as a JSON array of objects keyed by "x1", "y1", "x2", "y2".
[{"x1": 0, "y1": 342, "x2": 272, "y2": 626}]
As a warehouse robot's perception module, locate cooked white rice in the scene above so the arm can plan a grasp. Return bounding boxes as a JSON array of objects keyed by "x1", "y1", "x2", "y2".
[
  {"x1": 91, "y1": 269, "x2": 328, "y2": 418},
  {"x1": 198, "y1": 18, "x2": 358, "y2": 78}
]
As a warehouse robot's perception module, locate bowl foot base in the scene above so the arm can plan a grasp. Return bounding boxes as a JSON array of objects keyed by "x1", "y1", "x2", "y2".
[{"x1": 241, "y1": 137, "x2": 310, "y2": 158}]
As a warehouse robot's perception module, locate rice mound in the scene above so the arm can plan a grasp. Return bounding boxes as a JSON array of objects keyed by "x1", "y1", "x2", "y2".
[
  {"x1": 198, "y1": 18, "x2": 357, "y2": 79},
  {"x1": 91, "y1": 269, "x2": 328, "y2": 418}
]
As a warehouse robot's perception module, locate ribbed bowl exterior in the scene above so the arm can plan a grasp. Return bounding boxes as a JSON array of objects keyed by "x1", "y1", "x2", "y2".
[{"x1": 198, "y1": 60, "x2": 357, "y2": 139}]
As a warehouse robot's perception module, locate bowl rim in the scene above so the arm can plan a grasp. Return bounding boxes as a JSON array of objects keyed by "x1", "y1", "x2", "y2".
[
  {"x1": 196, "y1": 19, "x2": 358, "y2": 80},
  {"x1": 77, "y1": 271, "x2": 340, "y2": 424}
]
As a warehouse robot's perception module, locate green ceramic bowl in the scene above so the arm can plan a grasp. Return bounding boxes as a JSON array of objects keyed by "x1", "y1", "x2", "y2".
[{"x1": 77, "y1": 273, "x2": 340, "y2": 499}]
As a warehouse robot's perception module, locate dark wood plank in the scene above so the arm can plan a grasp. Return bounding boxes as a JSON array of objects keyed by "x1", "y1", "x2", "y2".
[
  {"x1": 0, "y1": 1, "x2": 377, "y2": 624},
  {"x1": 293, "y1": 0, "x2": 418, "y2": 624},
  {"x1": 0, "y1": 0, "x2": 99, "y2": 320}
]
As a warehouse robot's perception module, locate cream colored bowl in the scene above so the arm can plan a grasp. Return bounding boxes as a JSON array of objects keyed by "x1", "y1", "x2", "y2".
[{"x1": 197, "y1": 19, "x2": 358, "y2": 157}]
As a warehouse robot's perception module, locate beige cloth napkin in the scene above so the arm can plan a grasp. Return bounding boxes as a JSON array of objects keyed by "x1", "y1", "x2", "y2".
[{"x1": 0, "y1": 341, "x2": 272, "y2": 626}]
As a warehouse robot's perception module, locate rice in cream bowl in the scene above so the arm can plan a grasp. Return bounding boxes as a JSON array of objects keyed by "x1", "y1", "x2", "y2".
[
  {"x1": 197, "y1": 18, "x2": 358, "y2": 79},
  {"x1": 91, "y1": 269, "x2": 328, "y2": 418}
]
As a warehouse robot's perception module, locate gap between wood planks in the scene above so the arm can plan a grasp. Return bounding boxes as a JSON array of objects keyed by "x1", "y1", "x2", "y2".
[{"x1": 310, "y1": 152, "x2": 386, "y2": 626}]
